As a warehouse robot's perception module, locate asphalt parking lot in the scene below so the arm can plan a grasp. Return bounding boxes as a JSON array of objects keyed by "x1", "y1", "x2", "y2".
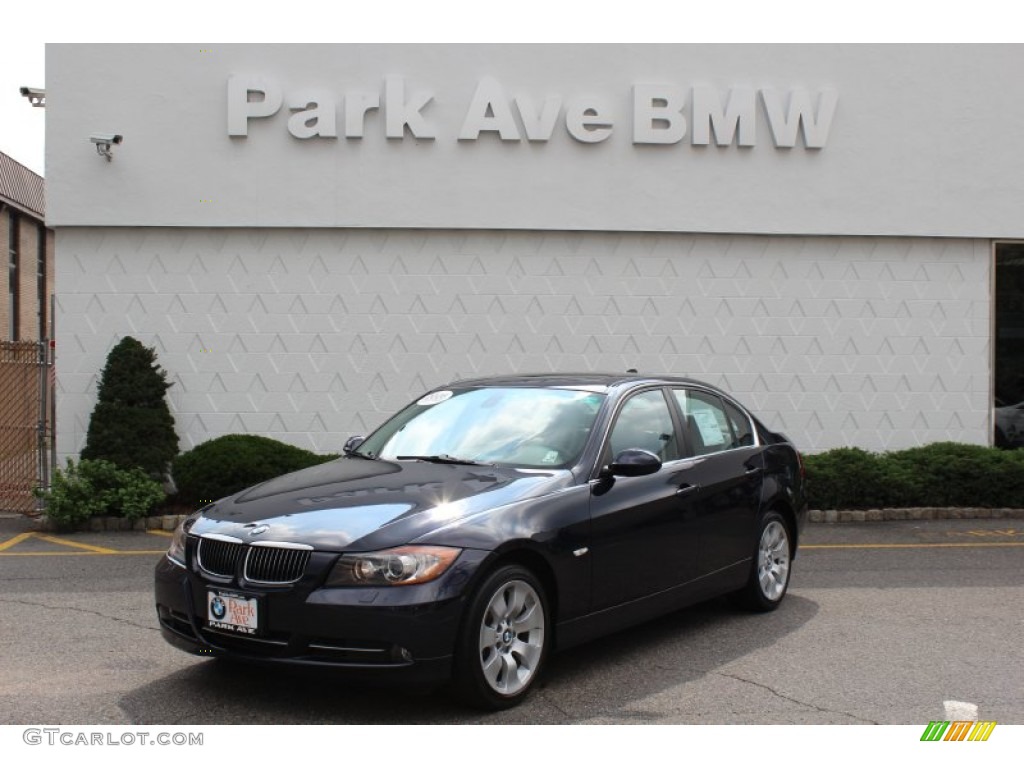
[{"x1": 0, "y1": 514, "x2": 1021, "y2": 725}]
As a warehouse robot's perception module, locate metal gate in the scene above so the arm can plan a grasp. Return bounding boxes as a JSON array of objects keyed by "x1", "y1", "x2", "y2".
[{"x1": 0, "y1": 341, "x2": 54, "y2": 514}]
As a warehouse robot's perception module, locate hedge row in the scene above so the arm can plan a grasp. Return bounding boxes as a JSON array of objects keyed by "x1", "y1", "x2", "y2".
[
  {"x1": 173, "y1": 438, "x2": 1024, "y2": 511},
  {"x1": 803, "y1": 442, "x2": 1024, "y2": 510},
  {"x1": 45, "y1": 436, "x2": 1024, "y2": 524}
]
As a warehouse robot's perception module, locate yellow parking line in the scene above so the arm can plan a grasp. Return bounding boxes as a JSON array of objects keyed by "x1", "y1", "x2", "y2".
[
  {"x1": 803, "y1": 542, "x2": 1024, "y2": 550},
  {"x1": 147, "y1": 530, "x2": 174, "y2": 538},
  {"x1": 0, "y1": 550, "x2": 165, "y2": 557},
  {"x1": 34, "y1": 534, "x2": 117, "y2": 554},
  {"x1": 0, "y1": 529, "x2": 170, "y2": 557},
  {"x1": 0, "y1": 532, "x2": 36, "y2": 552}
]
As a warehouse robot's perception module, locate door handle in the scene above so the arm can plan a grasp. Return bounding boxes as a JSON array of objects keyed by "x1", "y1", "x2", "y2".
[{"x1": 676, "y1": 483, "x2": 699, "y2": 497}]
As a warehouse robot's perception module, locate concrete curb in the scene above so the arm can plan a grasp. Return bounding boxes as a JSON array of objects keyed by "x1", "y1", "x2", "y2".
[{"x1": 808, "y1": 508, "x2": 1024, "y2": 523}]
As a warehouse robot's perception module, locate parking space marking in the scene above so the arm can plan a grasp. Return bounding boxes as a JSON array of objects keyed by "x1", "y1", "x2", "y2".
[
  {"x1": 34, "y1": 534, "x2": 117, "y2": 554},
  {"x1": 0, "y1": 550, "x2": 167, "y2": 556},
  {"x1": 148, "y1": 530, "x2": 173, "y2": 538},
  {"x1": 803, "y1": 542, "x2": 1024, "y2": 550},
  {"x1": 0, "y1": 531, "x2": 165, "y2": 557},
  {"x1": 0, "y1": 532, "x2": 35, "y2": 552},
  {"x1": 949, "y1": 528, "x2": 1023, "y2": 538}
]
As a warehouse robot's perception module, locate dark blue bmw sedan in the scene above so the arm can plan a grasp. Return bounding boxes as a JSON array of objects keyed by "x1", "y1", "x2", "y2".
[{"x1": 155, "y1": 373, "x2": 807, "y2": 709}]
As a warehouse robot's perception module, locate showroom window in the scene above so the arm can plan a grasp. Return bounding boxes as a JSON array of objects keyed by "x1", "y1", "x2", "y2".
[{"x1": 995, "y1": 242, "x2": 1024, "y2": 447}]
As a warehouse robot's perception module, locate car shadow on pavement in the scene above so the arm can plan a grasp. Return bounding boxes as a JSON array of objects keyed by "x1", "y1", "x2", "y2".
[{"x1": 120, "y1": 594, "x2": 818, "y2": 725}]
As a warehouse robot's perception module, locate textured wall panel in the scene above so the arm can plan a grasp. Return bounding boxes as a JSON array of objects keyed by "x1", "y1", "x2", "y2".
[{"x1": 55, "y1": 229, "x2": 991, "y2": 460}]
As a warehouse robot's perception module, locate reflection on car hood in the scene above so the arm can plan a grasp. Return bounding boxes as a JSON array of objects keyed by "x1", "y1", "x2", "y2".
[{"x1": 188, "y1": 457, "x2": 572, "y2": 551}]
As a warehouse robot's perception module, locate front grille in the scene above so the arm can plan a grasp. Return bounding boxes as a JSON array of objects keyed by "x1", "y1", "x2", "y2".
[
  {"x1": 196, "y1": 534, "x2": 311, "y2": 584},
  {"x1": 244, "y1": 544, "x2": 312, "y2": 584},
  {"x1": 196, "y1": 536, "x2": 244, "y2": 577}
]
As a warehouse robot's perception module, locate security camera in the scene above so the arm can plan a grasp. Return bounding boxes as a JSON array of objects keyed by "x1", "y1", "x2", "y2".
[
  {"x1": 90, "y1": 133, "x2": 123, "y2": 145},
  {"x1": 89, "y1": 133, "x2": 123, "y2": 161},
  {"x1": 19, "y1": 87, "x2": 45, "y2": 107}
]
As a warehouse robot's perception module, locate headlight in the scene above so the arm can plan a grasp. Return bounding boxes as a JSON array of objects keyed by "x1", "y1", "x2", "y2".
[
  {"x1": 166, "y1": 512, "x2": 201, "y2": 567},
  {"x1": 326, "y1": 545, "x2": 461, "y2": 587}
]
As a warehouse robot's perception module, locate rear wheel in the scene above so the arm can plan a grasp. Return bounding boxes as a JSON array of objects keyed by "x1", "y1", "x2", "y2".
[
  {"x1": 734, "y1": 511, "x2": 792, "y2": 611},
  {"x1": 453, "y1": 565, "x2": 550, "y2": 710}
]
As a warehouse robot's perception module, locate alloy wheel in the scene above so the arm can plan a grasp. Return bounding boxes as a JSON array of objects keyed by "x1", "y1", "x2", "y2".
[
  {"x1": 757, "y1": 519, "x2": 790, "y2": 601},
  {"x1": 477, "y1": 579, "x2": 546, "y2": 696}
]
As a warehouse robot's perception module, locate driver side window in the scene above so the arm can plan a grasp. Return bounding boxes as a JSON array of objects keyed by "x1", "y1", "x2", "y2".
[{"x1": 608, "y1": 390, "x2": 680, "y2": 462}]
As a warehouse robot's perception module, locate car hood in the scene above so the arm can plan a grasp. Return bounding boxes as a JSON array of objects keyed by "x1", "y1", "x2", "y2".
[{"x1": 188, "y1": 457, "x2": 573, "y2": 551}]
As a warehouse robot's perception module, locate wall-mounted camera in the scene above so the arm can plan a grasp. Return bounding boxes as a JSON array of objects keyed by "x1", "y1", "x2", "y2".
[
  {"x1": 19, "y1": 87, "x2": 46, "y2": 107},
  {"x1": 89, "y1": 133, "x2": 123, "y2": 161}
]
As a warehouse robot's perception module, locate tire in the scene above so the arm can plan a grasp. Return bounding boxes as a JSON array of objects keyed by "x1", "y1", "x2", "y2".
[
  {"x1": 733, "y1": 511, "x2": 792, "y2": 612},
  {"x1": 453, "y1": 564, "x2": 550, "y2": 710}
]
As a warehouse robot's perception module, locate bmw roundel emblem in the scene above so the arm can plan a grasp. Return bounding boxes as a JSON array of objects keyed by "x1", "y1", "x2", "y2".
[
  {"x1": 249, "y1": 525, "x2": 269, "y2": 536},
  {"x1": 210, "y1": 596, "x2": 226, "y2": 620}
]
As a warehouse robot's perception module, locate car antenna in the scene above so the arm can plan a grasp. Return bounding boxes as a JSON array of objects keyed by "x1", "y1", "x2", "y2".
[{"x1": 626, "y1": 368, "x2": 638, "y2": 374}]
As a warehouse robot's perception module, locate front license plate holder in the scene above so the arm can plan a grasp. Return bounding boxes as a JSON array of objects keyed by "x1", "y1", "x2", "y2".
[{"x1": 207, "y1": 590, "x2": 260, "y2": 636}]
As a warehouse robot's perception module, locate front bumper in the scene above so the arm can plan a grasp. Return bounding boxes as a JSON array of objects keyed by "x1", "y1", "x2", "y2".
[{"x1": 154, "y1": 548, "x2": 488, "y2": 684}]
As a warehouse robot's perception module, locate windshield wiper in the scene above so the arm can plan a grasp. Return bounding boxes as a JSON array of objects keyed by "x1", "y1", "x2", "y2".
[{"x1": 395, "y1": 454, "x2": 490, "y2": 466}]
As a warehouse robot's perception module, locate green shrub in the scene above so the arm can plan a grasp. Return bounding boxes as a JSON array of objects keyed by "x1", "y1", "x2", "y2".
[
  {"x1": 37, "y1": 459, "x2": 166, "y2": 528},
  {"x1": 172, "y1": 434, "x2": 337, "y2": 508},
  {"x1": 803, "y1": 447, "x2": 895, "y2": 510},
  {"x1": 81, "y1": 336, "x2": 179, "y2": 479},
  {"x1": 885, "y1": 442, "x2": 1024, "y2": 508},
  {"x1": 804, "y1": 442, "x2": 1024, "y2": 510}
]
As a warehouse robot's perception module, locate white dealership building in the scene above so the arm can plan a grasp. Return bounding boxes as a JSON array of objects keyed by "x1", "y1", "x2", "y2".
[{"x1": 46, "y1": 44, "x2": 1024, "y2": 459}]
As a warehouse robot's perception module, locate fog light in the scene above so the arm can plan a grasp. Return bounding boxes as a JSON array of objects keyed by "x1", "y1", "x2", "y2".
[{"x1": 399, "y1": 647, "x2": 413, "y2": 662}]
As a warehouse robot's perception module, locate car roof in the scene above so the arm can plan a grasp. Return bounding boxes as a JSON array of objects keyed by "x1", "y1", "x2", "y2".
[{"x1": 445, "y1": 372, "x2": 715, "y2": 391}]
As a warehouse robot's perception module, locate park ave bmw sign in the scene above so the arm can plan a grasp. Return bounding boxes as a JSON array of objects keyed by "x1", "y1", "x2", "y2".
[{"x1": 227, "y1": 75, "x2": 838, "y2": 149}]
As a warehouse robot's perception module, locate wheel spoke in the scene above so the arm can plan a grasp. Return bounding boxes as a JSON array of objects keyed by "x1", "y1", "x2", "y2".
[
  {"x1": 511, "y1": 638, "x2": 541, "y2": 665},
  {"x1": 499, "y1": 651, "x2": 519, "y2": 690},
  {"x1": 506, "y1": 584, "x2": 527, "y2": 619},
  {"x1": 510, "y1": 601, "x2": 542, "y2": 633},
  {"x1": 480, "y1": 647, "x2": 502, "y2": 685},
  {"x1": 489, "y1": 590, "x2": 509, "y2": 620},
  {"x1": 479, "y1": 619, "x2": 496, "y2": 651}
]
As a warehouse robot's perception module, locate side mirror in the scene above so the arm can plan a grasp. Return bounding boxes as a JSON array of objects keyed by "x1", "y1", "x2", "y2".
[
  {"x1": 342, "y1": 435, "x2": 365, "y2": 455},
  {"x1": 606, "y1": 448, "x2": 662, "y2": 477}
]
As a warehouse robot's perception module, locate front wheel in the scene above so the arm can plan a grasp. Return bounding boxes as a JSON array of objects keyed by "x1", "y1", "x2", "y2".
[
  {"x1": 733, "y1": 511, "x2": 792, "y2": 612},
  {"x1": 453, "y1": 565, "x2": 550, "y2": 710}
]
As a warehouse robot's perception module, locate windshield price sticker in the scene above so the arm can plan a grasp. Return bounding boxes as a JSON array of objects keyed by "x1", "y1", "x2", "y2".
[
  {"x1": 208, "y1": 591, "x2": 259, "y2": 635},
  {"x1": 418, "y1": 390, "x2": 454, "y2": 406}
]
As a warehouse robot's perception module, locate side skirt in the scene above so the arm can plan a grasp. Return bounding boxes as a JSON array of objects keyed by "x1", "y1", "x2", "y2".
[{"x1": 553, "y1": 561, "x2": 750, "y2": 651}]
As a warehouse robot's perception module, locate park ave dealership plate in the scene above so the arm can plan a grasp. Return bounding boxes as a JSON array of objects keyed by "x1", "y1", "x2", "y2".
[{"x1": 207, "y1": 591, "x2": 259, "y2": 635}]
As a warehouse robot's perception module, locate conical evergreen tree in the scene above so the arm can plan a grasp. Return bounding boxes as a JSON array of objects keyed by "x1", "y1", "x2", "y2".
[{"x1": 81, "y1": 336, "x2": 179, "y2": 479}]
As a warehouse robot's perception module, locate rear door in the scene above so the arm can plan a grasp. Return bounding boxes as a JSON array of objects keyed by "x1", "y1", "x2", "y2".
[{"x1": 671, "y1": 389, "x2": 764, "y2": 577}]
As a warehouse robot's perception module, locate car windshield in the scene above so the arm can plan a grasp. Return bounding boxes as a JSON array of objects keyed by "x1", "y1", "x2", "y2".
[{"x1": 357, "y1": 387, "x2": 606, "y2": 469}]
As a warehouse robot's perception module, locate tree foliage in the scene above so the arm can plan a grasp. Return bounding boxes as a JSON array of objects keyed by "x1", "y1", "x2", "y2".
[{"x1": 81, "y1": 336, "x2": 179, "y2": 478}]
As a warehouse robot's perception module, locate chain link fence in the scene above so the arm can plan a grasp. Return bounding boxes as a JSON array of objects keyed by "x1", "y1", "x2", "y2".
[{"x1": 0, "y1": 341, "x2": 54, "y2": 514}]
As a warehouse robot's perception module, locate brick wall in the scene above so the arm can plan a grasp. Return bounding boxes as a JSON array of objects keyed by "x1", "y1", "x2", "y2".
[{"x1": 0, "y1": 208, "x2": 51, "y2": 342}]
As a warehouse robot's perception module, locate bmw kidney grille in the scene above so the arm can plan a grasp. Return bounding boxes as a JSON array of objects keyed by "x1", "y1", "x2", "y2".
[{"x1": 196, "y1": 535, "x2": 312, "y2": 584}]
